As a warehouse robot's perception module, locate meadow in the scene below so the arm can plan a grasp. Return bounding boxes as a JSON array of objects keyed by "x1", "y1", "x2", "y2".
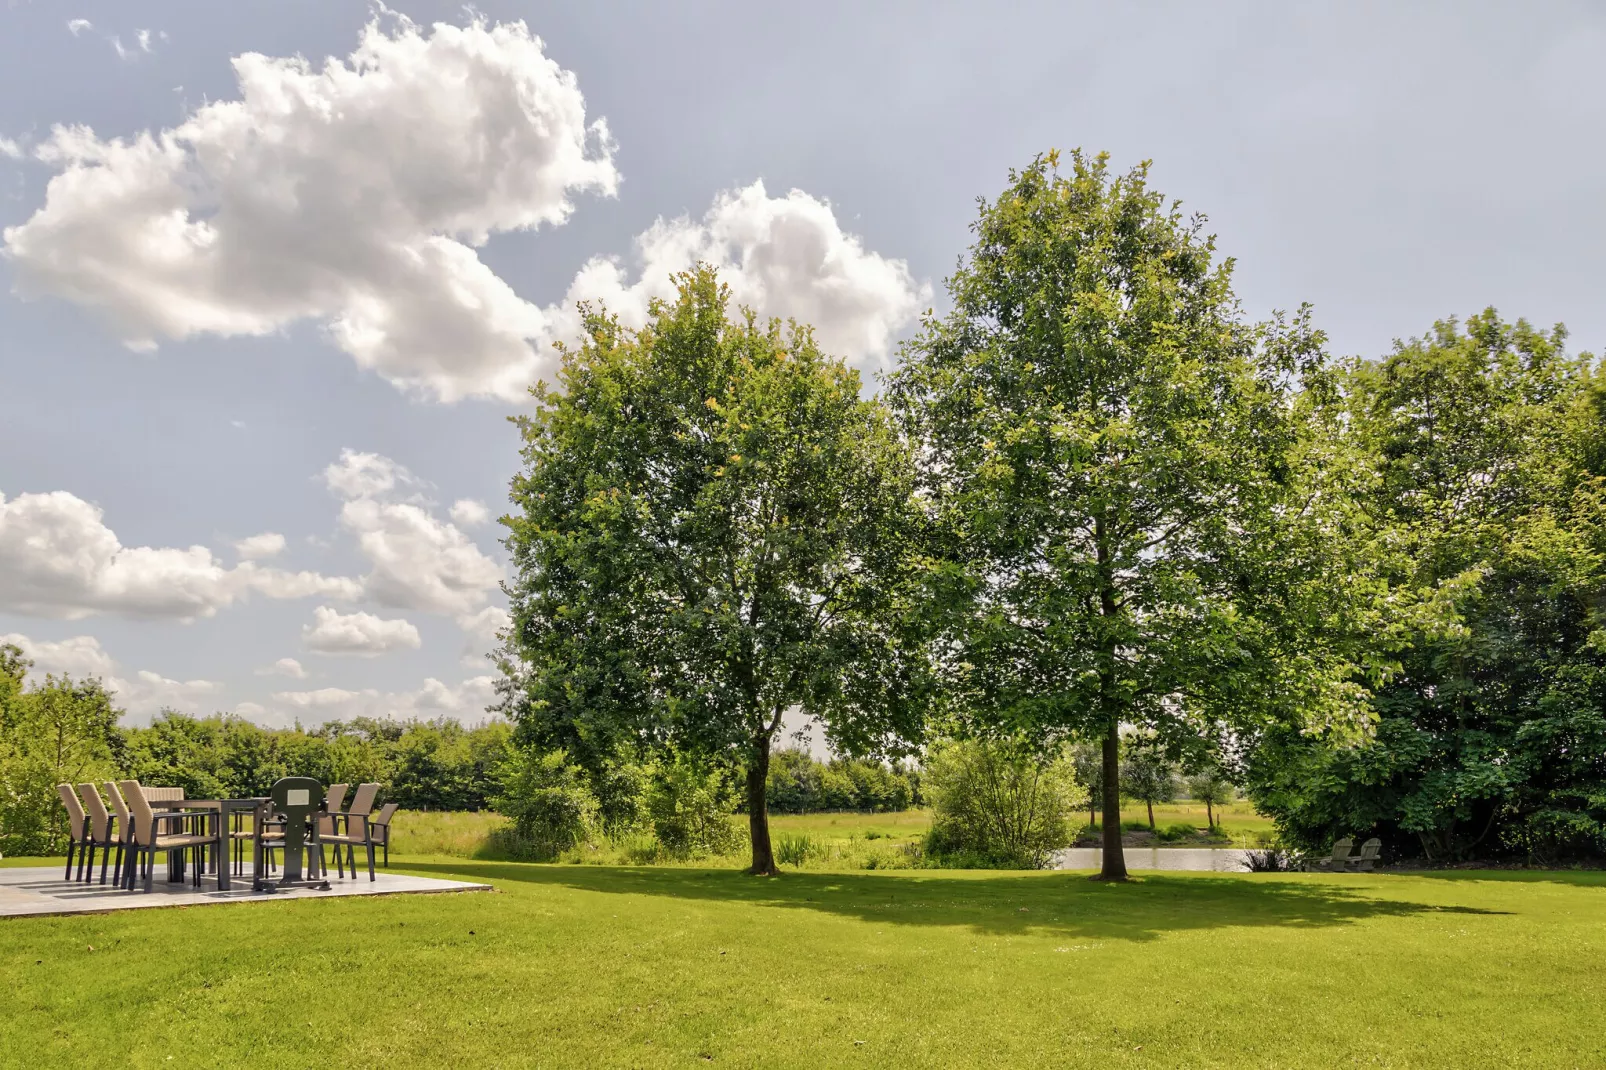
[{"x1": 3, "y1": 849, "x2": 1604, "y2": 1068}]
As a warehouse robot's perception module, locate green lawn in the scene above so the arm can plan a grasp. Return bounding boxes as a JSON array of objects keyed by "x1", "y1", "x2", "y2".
[{"x1": 3, "y1": 852, "x2": 1604, "y2": 1067}]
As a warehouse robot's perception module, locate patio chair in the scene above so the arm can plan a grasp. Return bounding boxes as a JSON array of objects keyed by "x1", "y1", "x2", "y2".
[
  {"x1": 1309, "y1": 837, "x2": 1354, "y2": 871},
  {"x1": 56, "y1": 784, "x2": 86, "y2": 881},
  {"x1": 1345, "y1": 837, "x2": 1383, "y2": 872},
  {"x1": 315, "y1": 783, "x2": 348, "y2": 873},
  {"x1": 230, "y1": 799, "x2": 271, "y2": 876},
  {"x1": 371, "y1": 803, "x2": 400, "y2": 867},
  {"x1": 75, "y1": 783, "x2": 121, "y2": 885},
  {"x1": 320, "y1": 782, "x2": 380, "y2": 881},
  {"x1": 118, "y1": 780, "x2": 217, "y2": 893},
  {"x1": 103, "y1": 781, "x2": 136, "y2": 887}
]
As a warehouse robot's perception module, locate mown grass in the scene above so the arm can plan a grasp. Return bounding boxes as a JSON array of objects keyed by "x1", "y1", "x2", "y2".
[{"x1": 2, "y1": 851, "x2": 1604, "y2": 1068}]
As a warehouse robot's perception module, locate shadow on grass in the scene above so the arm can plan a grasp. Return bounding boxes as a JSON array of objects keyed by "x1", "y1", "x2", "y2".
[{"x1": 398, "y1": 860, "x2": 1508, "y2": 942}]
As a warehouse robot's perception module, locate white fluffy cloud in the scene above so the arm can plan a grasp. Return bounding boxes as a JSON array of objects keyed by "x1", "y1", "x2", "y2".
[
  {"x1": 2, "y1": 631, "x2": 115, "y2": 678},
  {"x1": 2, "y1": 631, "x2": 222, "y2": 720},
  {"x1": 324, "y1": 451, "x2": 503, "y2": 618},
  {"x1": 0, "y1": 136, "x2": 21, "y2": 160},
  {"x1": 302, "y1": 605, "x2": 421, "y2": 657},
  {"x1": 456, "y1": 605, "x2": 510, "y2": 642},
  {"x1": 559, "y1": 180, "x2": 928, "y2": 378},
  {"x1": 450, "y1": 499, "x2": 491, "y2": 527},
  {"x1": 234, "y1": 532, "x2": 286, "y2": 560},
  {"x1": 271, "y1": 674, "x2": 498, "y2": 723},
  {"x1": 257, "y1": 657, "x2": 308, "y2": 679},
  {"x1": 0, "y1": 489, "x2": 360, "y2": 619},
  {"x1": 4, "y1": 13, "x2": 618, "y2": 401}
]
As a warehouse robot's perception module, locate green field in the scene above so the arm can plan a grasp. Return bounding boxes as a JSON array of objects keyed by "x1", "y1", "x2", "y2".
[{"x1": 3, "y1": 849, "x2": 1605, "y2": 1068}]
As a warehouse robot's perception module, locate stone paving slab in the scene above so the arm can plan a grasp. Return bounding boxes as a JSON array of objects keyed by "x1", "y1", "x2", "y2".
[{"x1": 0, "y1": 866, "x2": 491, "y2": 918}]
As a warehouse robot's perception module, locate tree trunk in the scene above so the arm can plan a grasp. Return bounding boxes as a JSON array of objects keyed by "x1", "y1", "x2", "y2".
[
  {"x1": 1096, "y1": 720, "x2": 1127, "y2": 880},
  {"x1": 746, "y1": 737, "x2": 778, "y2": 876},
  {"x1": 1146, "y1": 799, "x2": 1155, "y2": 831},
  {"x1": 1206, "y1": 800, "x2": 1214, "y2": 829}
]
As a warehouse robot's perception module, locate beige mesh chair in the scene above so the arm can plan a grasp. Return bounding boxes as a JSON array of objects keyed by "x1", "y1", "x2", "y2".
[
  {"x1": 118, "y1": 780, "x2": 216, "y2": 892},
  {"x1": 57, "y1": 784, "x2": 87, "y2": 881},
  {"x1": 76, "y1": 783, "x2": 120, "y2": 885},
  {"x1": 371, "y1": 803, "x2": 400, "y2": 867},
  {"x1": 320, "y1": 783, "x2": 380, "y2": 880},
  {"x1": 103, "y1": 781, "x2": 135, "y2": 888},
  {"x1": 314, "y1": 783, "x2": 348, "y2": 873}
]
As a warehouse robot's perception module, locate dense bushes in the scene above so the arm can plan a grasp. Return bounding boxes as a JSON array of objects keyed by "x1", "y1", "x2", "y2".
[
  {"x1": 921, "y1": 740, "x2": 1085, "y2": 868},
  {"x1": 764, "y1": 749, "x2": 918, "y2": 813},
  {"x1": 0, "y1": 652, "x2": 514, "y2": 854}
]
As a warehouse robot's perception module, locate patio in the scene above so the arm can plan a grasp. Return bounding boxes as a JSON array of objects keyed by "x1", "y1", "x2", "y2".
[{"x1": 0, "y1": 865, "x2": 491, "y2": 919}]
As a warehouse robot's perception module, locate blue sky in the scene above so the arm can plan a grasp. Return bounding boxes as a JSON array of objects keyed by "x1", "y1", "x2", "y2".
[{"x1": 2, "y1": 0, "x2": 1603, "y2": 726}]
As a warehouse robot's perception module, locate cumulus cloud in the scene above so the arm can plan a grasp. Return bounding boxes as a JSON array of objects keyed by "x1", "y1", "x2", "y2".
[
  {"x1": 0, "y1": 137, "x2": 22, "y2": 161},
  {"x1": 559, "y1": 180, "x2": 928, "y2": 378},
  {"x1": 324, "y1": 451, "x2": 503, "y2": 617},
  {"x1": 234, "y1": 532, "x2": 286, "y2": 560},
  {"x1": 0, "y1": 489, "x2": 360, "y2": 619},
  {"x1": 4, "y1": 13, "x2": 618, "y2": 401},
  {"x1": 257, "y1": 657, "x2": 308, "y2": 679},
  {"x1": 450, "y1": 499, "x2": 490, "y2": 527},
  {"x1": 1, "y1": 632, "x2": 115, "y2": 678},
  {"x1": 67, "y1": 18, "x2": 93, "y2": 36},
  {"x1": 271, "y1": 674, "x2": 498, "y2": 723},
  {"x1": 2, "y1": 631, "x2": 222, "y2": 720},
  {"x1": 457, "y1": 605, "x2": 510, "y2": 641},
  {"x1": 302, "y1": 605, "x2": 422, "y2": 656}
]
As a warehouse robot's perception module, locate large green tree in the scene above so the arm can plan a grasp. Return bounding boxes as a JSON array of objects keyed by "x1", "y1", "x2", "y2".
[
  {"x1": 1247, "y1": 312, "x2": 1606, "y2": 860},
  {"x1": 889, "y1": 151, "x2": 1378, "y2": 879},
  {"x1": 501, "y1": 268, "x2": 928, "y2": 874}
]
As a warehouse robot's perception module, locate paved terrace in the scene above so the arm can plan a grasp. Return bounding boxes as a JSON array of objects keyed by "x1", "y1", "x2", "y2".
[{"x1": 0, "y1": 866, "x2": 491, "y2": 919}]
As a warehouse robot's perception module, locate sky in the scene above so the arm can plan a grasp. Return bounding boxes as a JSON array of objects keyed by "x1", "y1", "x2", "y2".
[{"x1": 1, "y1": 0, "x2": 1603, "y2": 728}]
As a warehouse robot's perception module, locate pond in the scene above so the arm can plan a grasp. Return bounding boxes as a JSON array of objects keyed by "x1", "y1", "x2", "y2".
[{"x1": 1054, "y1": 847, "x2": 1252, "y2": 872}]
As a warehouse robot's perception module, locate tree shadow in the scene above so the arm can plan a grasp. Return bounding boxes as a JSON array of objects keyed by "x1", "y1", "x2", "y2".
[
  {"x1": 1387, "y1": 868, "x2": 1606, "y2": 887},
  {"x1": 398, "y1": 861, "x2": 1508, "y2": 942}
]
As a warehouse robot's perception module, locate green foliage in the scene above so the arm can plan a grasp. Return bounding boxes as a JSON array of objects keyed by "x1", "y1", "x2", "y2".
[
  {"x1": 921, "y1": 739, "x2": 1086, "y2": 868},
  {"x1": 643, "y1": 753, "x2": 742, "y2": 857},
  {"x1": 889, "y1": 150, "x2": 1383, "y2": 877},
  {"x1": 1246, "y1": 312, "x2": 1606, "y2": 861},
  {"x1": 0, "y1": 656, "x2": 122, "y2": 855},
  {"x1": 764, "y1": 748, "x2": 918, "y2": 813},
  {"x1": 491, "y1": 748, "x2": 597, "y2": 860},
  {"x1": 1121, "y1": 741, "x2": 1179, "y2": 830},
  {"x1": 774, "y1": 832, "x2": 818, "y2": 867},
  {"x1": 1186, "y1": 767, "x2": 1237, "y2": 828},
  {"x1": 501, "y1": 266, "x2": 930, "y2": 873}
]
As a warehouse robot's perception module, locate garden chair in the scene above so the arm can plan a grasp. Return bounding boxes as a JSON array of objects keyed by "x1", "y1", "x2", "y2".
[
  {"x1": 1345, "y1": 837, "x2": 1383, "y2": 872},
  {"x1": 371, "y1": 802, "x2": 400, "y2": 867},
  {"x1": 118, "y1": 780, "x2": 216, "y2": 892},
  {"x1": 1310, "y1": 837, "x2": 1354, "y2": 871},
  {"x1": 315, "y1": 783, "x2": 348, "y2": 873},
  {"x1": 103, "y1": 781, "x2": 136, "y2": 888},
  {"x1": 56, "y1": 784, "x2": 87, "y2": 881},
  {"x1": 75, "y1": 783, "x2": 120, "y2": 885},
  {"x1": 320, "y1": 782, "x2": 380, "y2": 881}
]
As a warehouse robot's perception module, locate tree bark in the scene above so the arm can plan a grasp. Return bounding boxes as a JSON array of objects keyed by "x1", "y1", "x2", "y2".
[
  {"x1": 1146, "y1": 799, "x2": 1155, "y2": 831},
  {"x1": 746, "y1": 736, "x2": 778, "y2": 876},
  {"x1": 1206, "y1": 801, "x2": 1214, "y2": 829},
  {"x1": 1096, "y1": 720, "x2": 1128, "y2": 880}
]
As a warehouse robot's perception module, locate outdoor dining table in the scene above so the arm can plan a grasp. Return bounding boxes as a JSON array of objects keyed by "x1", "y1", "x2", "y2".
[{"x1": 151, "y1": 797, "x2": 267, "y2": 891}]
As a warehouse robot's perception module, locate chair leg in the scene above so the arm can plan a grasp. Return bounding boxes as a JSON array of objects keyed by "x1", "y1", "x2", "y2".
[
  {"x1": 143, "y1": 846, "x2": 155, "y2": 894},
  {"x1": 100, "y1": 842, "x2": 112, "y2": 885},
  {"x1": 64, "y1": 841, "x2": 75, "y2": 881},
  {"x1": 383, "y1": 839, "x2": 389, "y2": 867},
  {"x1": 366, "y1": 842, "x2": 375, "y2": 881}
]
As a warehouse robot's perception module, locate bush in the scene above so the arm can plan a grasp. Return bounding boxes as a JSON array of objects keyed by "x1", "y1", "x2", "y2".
[
  {"x1": 775, "y1": 833, "x2": 818, "y2": 867},
  {"x1": 765, "y1": 748, "x2": 919, "y2": 813},
  {"x1": 492, "y1": 748, "x2": 597, "y2": 860},
  {"x1": 921, "y1": 739, "x2": 1086, "y2": 869},
  {"x1": 645, "y1": 755, "x2": 742, "y2": 856},
  {"x1": 1241, "y1": 845, "x2": 1304, "y2": 872},
  {"x1": 1155, "y1": 822, "x2": 1196, "y2": 843}
]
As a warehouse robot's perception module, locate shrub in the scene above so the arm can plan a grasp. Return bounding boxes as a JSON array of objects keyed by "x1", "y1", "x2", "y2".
[
  {"x1": 492, "y1": 748, "x2": 597, "y2": 860},
  {"x1": 921, "y1": 739, "x2": 1086, "y2": 869},
  {"x1": 1241, "y1": 844, "x2": 1304, "y2": 872},
  {"x1": 645, "y1": 754, "x2": 742, "y2": 856},
  {"x1": 1155, "y1": 822, "x2": 1195, "y2": 843},
  {"x1": 775, "y1": 833, "x2": 818, "y2": 867}
]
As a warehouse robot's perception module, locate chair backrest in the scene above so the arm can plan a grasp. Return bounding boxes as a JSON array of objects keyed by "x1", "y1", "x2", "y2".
[
  {"x1": 77, "y1": 783, "x2": 111, "y2": 840},
  {"x1": 1357, "y1": 837, "x2": 1382, "y2": 860},
  {"x1": 372, "y1": 802, "x2": 400, "y2": 842},
  {"x1": 347, "y1": 783, "x2": 380, "y2": 818},
  {"x1": 118, "y1": 780, "x2": 156, "y2": 845},
  {"x1": 318, "y1": 783, "x2": 350, "y2": 834},
  {"x1": 1330, "y1": 837, "x2": 1354, "y2": 860},
  {"x1": 104, "y1": 781, "x2": 132, "y2": 840},
  {"x1": 143, "y1": 786, "x2": 185, "y2": 803},
  {"x1": 57, "y1": 783, "x2": 86, "y2": 839}
]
